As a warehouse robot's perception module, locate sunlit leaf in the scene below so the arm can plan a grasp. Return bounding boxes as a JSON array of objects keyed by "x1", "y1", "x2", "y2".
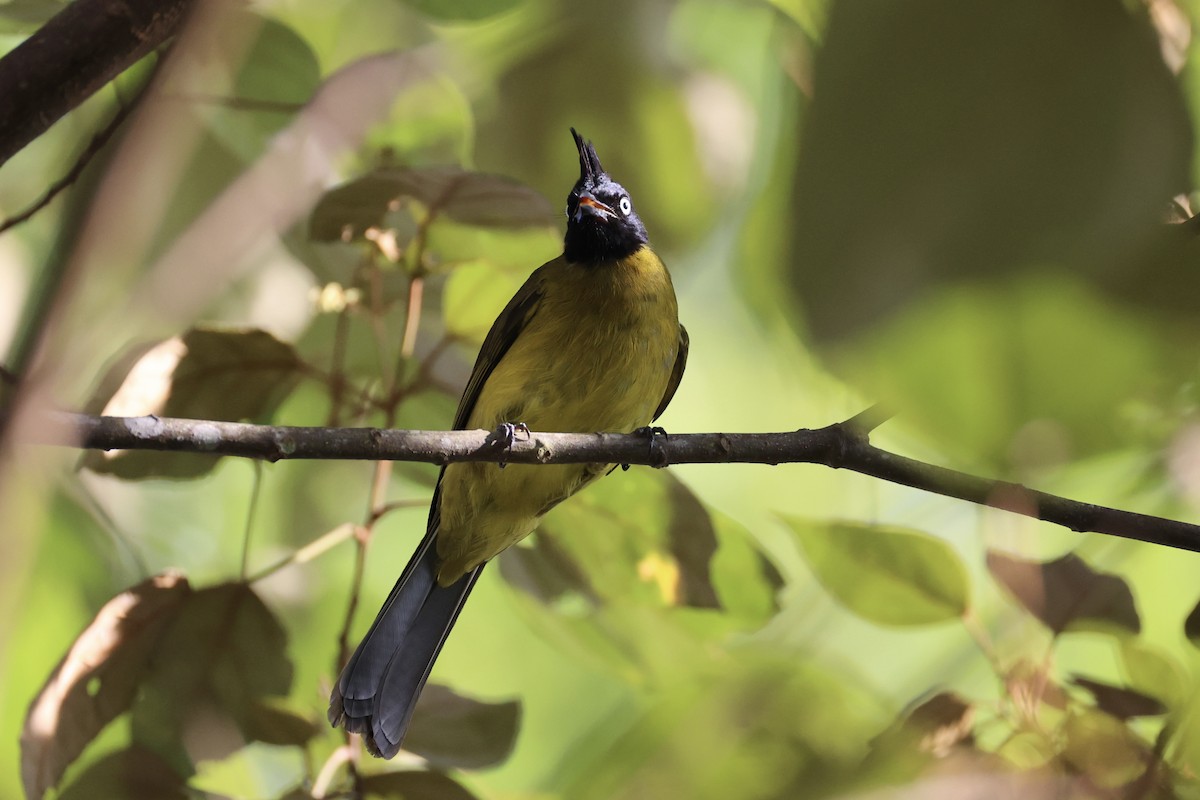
[
  {"x1": 56, "y1": 746, "x2": 188, "y2": 800},
  {"x1": 1070, "y1": 676, "x2": 1167, "y2": 720},
  {"x1": 21, "y1": 573, "x2": 191, "y2": 800},
  {"x1": 787, "y1": 518, "x2": 969, "y2": 626},
  {"x1": 359, "y1": 769, "x2": 479, "y2": 800},
  {"x1": 308, "y1": 167, "x2": 555, "y2": 243},
  {"x1": 1061, "y1": 709, "x2": 1150, "y2": 788},
  {"x1": 129, "y1": 584, "x2": 293, "y2": 773},
  {"x1": 405, "y1": 684, "x2": 520, "y2": 770},
  {"x1": 986, "y1": 551, "x2": 1140, "y2": 636},
  {"x1": 82, "y1": 327, "x2": 303, "y2": 479}
]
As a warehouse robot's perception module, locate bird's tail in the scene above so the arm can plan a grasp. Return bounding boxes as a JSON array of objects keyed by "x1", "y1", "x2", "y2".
[{"x1": 328, "y1": 525, "x2": 482, "y2": 758}]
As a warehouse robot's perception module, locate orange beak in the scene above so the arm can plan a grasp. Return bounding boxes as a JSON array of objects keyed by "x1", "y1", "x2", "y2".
[{"x1": 576, "y1": 192, "x2": 615, "y2": 220}]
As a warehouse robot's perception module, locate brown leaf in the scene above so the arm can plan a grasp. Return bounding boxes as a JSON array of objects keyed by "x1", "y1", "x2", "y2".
[
  {"x1": 308, "y1": 166, "x2": 555, "y2": 242},
  {"x1": 666, "y1": 473, "x2": 721, "y2": 609},
  {"x1": 21, "y1": 573, "x2": 191, "y2": 800},
  {"x1": 986, "y1": 551, "x2": 1139, "y2": 636},
  {"x1": 901, "y1": 691, "x2": 976, "y2": 756},
  {"x1": 1070, "y1": 676, "x2": 1167, "y2": 720},
  {"x1": 404, "y1": 684, "x2": 520, "y2": 770},
  {"x1": 359, "y1": 770, "x2": 480, "y2": 800},
  {"x1": 82, "y1": 327, "x2": 302, "y2": 479},
  {"x1": 129, "y1": 583, "x2": 294, "y2": 773}
]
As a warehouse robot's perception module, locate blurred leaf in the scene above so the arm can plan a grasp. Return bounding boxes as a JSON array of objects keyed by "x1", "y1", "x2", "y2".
[
  {"x1": 1184, "y1": 593, "x2": 1200, "y2": 646},
  {"x1": 765, "y1": 0, "x2": 829, "y2": 38},
  {"x1": 443, "y1": 259, "x2": 527, "y2": 341},
  {"x1": 1071, "y1": 676, "x2": 1167, "y2": 720},
  {"x1": 56, "y1": 746, "x2": 188, "y2": 800},
  {"x1": 986, "y1": 551, "x2": 1140, "y2": 636},
  {"x1": 499, "y1": 531, "x2": 600, "y2": 606},
  {"x1": 1119, "y1": 640, "x2": 1187, "y2": 708},
  {"x1": 400, "y1": 0, "x2": 522, "y2": 22},
  {"x1": 405, "y1": 684, "x2": 520, "y2": 770},
  {"x1": 237, "y1": 699, "x2": 319, "y2": 746},
  {"x1": 788, "y1": 0, "x2": 1192, "y2": 342},
  {"x1": 708, "y1": 508, "x2": 783, "y2": 626},
  {"x1": 21, "y1": 573, "x2": 191, "y2": 800},
  {"x1": 0, "y1": 0, "x2": 60, "y2": 31},
  {"x1": 359, "y1": 769, "x2": 479, "y2": 800},
  {"x1": 202, "y1": 15, "x2": 321, "y2": 162},
  {"x1": 665, "y1": 474, "x2": 721, "y2": 609},
  {"x1": 1061, "y1": 709, "x2": 1150, "y2": 788},
  {"x1": 130, "y1": 583, "x2": 293, "y2": 773},
  {"x1": 82, "y1": 327, "x2": 303, "y2": 479},
  {"x1": 833, "y1": 276, "x2": 1185, "y2": 465},
  {"x1": 308, "y1": 167, "x2": 556, "y2": 243},
  {"x1": 786, "y1": 518, "x2": 969, "y2": 626}
]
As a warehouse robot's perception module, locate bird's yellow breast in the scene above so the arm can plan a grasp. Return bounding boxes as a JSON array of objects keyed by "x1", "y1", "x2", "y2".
[{"x1": 436, "y1": 246, "x2": 679, "y2": 582}]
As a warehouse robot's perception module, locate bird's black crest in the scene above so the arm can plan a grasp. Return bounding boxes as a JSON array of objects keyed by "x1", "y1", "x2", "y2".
[{"x1": 571, "y1": 127, "x2": 605, "y2": 182}]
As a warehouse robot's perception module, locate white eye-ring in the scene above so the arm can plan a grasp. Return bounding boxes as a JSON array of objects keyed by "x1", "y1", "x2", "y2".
[{"x1": 619, "y1": 196, "x2": 632, "y2": 215}]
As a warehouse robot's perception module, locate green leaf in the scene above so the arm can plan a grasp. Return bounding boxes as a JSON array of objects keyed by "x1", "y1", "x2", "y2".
[
  {"x1": 81, "y1": 327, "x2": 303, "y2": 479},
  {"x1": 400, "y1": 0, "x2": 523, "y2": 22},
  {"x1": 1061, "y1": 709, "x2": 1149, "y2": 788},
  {"x1": 405, "y1": 684, "x2": 520, "y2": 770},
  {"x1": 129, "y1": 584, "x2": 293, "y2": 774},
  {"x1": 1119, "y1": 640, "x2": 1187, "y2": 708},
  {"x1": 20, "y1": 574, "x2": 192, "y2": 800},
  {"x1": 359, "y1": 770, "x2": 480, "y2": 800},
  {"x1": 986, "y1": 551, "x2": 1140, "y2": 636},
  {"x1": 308, "y1": 167, "x2": 556, "y2": 243},
  {"x1": 203, "y1": 15, "x2": 321, "y2": 162},
  {"x1": 786, "y1": 518, "x2": 969, "y2": 626},
  {"x1": 56, "y1": 746, "x2": 188, "y2": 800}
]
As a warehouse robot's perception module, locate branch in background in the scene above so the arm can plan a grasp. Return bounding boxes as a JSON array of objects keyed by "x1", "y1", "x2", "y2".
[
  {"x1": 0, "y1": 55, "x2": 160, "y2": 235},
  {"x1": 32, "y1": 410, "x2": 1200, "y2": 555},
  {"x1": 0, "y1": 0, "x2": 193, "y2": 169}
]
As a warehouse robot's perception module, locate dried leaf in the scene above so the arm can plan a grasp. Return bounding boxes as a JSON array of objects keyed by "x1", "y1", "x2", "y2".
[
  {"x1": 309, "y1": 166, "x2": 555, "y2": 243},
  {"x1": 56, "y1": 746, "x2": 188, "y2": 800},
  {"x1": 359, "y1": 770, "x2": 480, "y2": 800},
  {"x1": 987, "y1": 551, "x2": 1140, "y2": 636},
  {"x1": 129, "y1": 583, "x2": 293, "y2": 773},
  {"x1": 82, "y1": 327, "x2": 302, "y2": 479},
  {"x1": 404, "y1": 684, "x2": 520, "y2": 770},
  {"x1": 1071, "y1": 676, "x2": 1167, "y2": 720},
  {"x1": 21, "y1": 573, "x2": 191, "y2": 800},
  {"x1": 787, "y1": 518, "x2": 970, "y2": 626}
]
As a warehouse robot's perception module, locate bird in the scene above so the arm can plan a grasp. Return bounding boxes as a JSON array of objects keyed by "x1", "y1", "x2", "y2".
[{"x1": 328, "y1": 128, "x2": 689, "y2": 758}]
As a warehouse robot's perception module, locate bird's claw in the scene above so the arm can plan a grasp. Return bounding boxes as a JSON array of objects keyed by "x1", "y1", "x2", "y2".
[
  {"x1": 623, "y1": 425, "x2": 669, "y2": 470},
  {"x1": 486, "y1": 422, "x2": 530, "y2": 468}
]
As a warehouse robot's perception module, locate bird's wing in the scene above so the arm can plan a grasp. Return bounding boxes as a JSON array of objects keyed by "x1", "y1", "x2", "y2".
[
  {"x1": 451, "y1": 262, "x2": 549, "y2": 431},
  {"x1": 652, "y1": 323, "x2": 689, "y2": 422}
]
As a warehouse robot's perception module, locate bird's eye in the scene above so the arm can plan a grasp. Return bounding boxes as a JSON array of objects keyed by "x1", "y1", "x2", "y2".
[{"x1": 619, "y1": 196, "x2": 632, "y2": 215}]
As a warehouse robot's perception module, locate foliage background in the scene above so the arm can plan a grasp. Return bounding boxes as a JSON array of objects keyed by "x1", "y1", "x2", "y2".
[{"x1": 3, "y1": 0, "x2": 1200, "y2": 797}]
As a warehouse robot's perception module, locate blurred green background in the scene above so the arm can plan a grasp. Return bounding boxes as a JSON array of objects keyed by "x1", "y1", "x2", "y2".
[{"x1": 4, "y1": 0, "x2": 1200, "y2": 797}]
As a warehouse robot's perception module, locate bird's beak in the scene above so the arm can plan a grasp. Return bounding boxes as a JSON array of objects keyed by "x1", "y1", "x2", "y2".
[{"x1": 575, "y1": 192, "x2": 615, "y2": 221}]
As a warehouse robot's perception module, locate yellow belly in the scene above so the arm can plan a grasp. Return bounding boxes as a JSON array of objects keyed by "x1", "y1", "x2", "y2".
[{"x1": 435, "y1": 247, "x2": 679, "y2": 583}]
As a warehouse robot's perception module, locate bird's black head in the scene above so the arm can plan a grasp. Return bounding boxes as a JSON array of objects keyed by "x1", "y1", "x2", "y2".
[{"x1": 563, "y1": 128, "x2": 648, "y2": 265}]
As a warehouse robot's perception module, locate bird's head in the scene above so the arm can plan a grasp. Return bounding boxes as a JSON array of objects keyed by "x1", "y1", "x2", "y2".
[{"x1": 563, "y1": 128, "x2": 648, "y2": 265}]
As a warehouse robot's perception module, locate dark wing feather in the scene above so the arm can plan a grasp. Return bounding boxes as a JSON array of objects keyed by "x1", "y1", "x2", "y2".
[
  {"x1": 652, "y1": 324, "x2": 689, "y2": 422},
  {"x1": 451, "y1": 262, "x2": 550, "y2": 431}
]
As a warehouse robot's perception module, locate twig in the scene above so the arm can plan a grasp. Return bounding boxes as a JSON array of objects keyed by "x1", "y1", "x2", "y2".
[
  {"x1": 0, "y1": 0, "x2": 193, "y2": 167},
  {"x1": 32, "y1": 409, "x2": 1200, "y2": 554},
  {"x1": 0, "y1": 65, "x2": 154, "y2": 235}
]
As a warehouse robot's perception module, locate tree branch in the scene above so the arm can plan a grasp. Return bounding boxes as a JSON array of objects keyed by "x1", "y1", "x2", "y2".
[
  {"x1": 0, "y1": 0, "x2": 193, "y2": 168},
  {"x1": 31, "y1": 410, "x2": 1200, "y2": 554}
]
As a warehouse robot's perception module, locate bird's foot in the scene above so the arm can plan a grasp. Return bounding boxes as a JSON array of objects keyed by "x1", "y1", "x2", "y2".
[
  {"x1": 486, "y1": 422, "x2": 530, "y2": 468},
  {"x1": 623, "y1": 426, "x2": 669, "y2": 470}
]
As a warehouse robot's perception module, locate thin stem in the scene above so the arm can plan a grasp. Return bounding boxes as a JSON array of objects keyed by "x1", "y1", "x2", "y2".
[{"x1": 239, "y1": 460, "x2": 265, "y2": 580}]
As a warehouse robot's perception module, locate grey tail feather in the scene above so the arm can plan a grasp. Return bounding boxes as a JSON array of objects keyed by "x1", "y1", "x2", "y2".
[{"x1": 328, "y1": 525, "x2": 483, "y2": 759}]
